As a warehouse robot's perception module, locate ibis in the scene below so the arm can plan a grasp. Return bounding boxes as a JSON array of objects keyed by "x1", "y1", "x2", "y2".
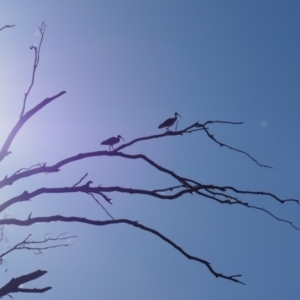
[
  {"x1": 158, "y1": 112, "x2": 182, "y2": 131},
  {"x1": 101, "y1": 135, "x2": 125, "y2": 151}
]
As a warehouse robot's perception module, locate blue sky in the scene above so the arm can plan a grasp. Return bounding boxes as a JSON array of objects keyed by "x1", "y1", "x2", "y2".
[{"x1": 0, "y1": 1, "x2": 300, "y2": 299}]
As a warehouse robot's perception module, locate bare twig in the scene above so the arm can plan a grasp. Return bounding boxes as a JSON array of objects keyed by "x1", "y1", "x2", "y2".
[
  {"x1": 0, "y1": 233, "x2": 76, "y2": 260},
  {"x1": 13, "y1": 163, "x2": 45, "y2": 175},
  {"x1": 0, "y1": 25, "x2": 15, "y2": 32},
  {"x1": 89, "y1": 194, "x2": 114, "y2": 220},
  {"x1": 73, "y1": 173, "x2": 88, "y2": 187},
  {"x1": 247, "y1": 205, "x2": 300, "y2": 230},
  {"x1": 20, "y1": 22, "x2": 46, "y2": 118},
  {"x1": 94, "y1": 191, "x2": 113, "y2": 204},
  {"x1": 200, "y1": 121, "x2": 272, "y2": 169},
  {"x1": 153, "y1": 185, "x2": 183, "y2": 193}
]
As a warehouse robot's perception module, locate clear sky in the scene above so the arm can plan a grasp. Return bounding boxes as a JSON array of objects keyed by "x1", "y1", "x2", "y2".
[{"x1": 0, "y1": 1, "x2": 300, "y2": 299}]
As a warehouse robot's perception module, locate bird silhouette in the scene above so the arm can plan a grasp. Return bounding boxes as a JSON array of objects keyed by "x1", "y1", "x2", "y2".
[
  {"x1": 101, "y1": 135, "x2": 125, "y2": 151},
  {"x1": 158, "y1": 112, "x2": 182, "y2": 131}
]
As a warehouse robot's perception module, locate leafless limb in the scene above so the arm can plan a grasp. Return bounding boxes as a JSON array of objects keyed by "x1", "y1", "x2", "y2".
[
  {"x1": 0, "y1": 270, "x2": 51, "y2": 298},
  {"x1": 0, "y1": 216, "x2": 245, "y2": 284},
  {"x1": 0, "y1": 232, "x2": 76, "y2": 260},
  {"x1": 247, "y1": 205, "x2": 300, "y2": 230},
  {"x1": 0, "y1": 121, "x2": 269, "y2": 188},
  {"x1": 89, "y1": 194, "x2": 114, "y2": 220},
  {"x1": 73, "y1": 173, "x2": 88, "y2": 187},
  {"x1": 0, "y1": 90, "x2": 66, "y2": 163},
  {"x1": 0, "y1": 25, "x2": 15, "y2": 32},
  {"x1": 0, "y1": 21, "x2": 66, "y2": 164},
  {"x1": 13, "y1": 163, "x2": 46, "y2": 176},
  {"x1": 94, "y1": 190, "x2": 113, "y2": 204},
  {"x1": 153, "y1": 185, "x2": 183, "y2": 193},
  {"x1": 0, "y1": 150, "x2": 298, "y2": 230},
  {"x1": 199, "y1": 121, "x2": 272, "y2": 169},
  {"x1": 20, "y1": 22, "x2": 46, "y2": 118}
]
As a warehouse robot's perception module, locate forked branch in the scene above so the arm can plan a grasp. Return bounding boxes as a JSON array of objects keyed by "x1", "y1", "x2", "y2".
[
  {"x1": 0, "y1": 91, "x2": 66, "y2": 163},
  {"x1": 0, "y1": 120, "x2": 268, "y2": 187},
  {"x1": 0, "y1": 232, "x2": 76, "y2": 260},
  {"x1": 0, "y1": 269, "x2": 51, "y2": 298},
  {"x1": 200, "y1": 121, "x2": 272, "y2": 168},
  {"x1": 0, "y1": 21, "x2": 66, "y2": 164},
  {"x1": 1, "y1": 178, "x2": 298, "y2": 230}
]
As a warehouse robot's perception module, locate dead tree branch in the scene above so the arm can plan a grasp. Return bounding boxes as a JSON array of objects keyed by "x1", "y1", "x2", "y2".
[
  {"x1": 0, "y1": 216, "x2": 245, "y2": 284},
  {"x1": 0, "y1": 141, "x2": 298, "y2": 231},
  {"x1": 0, "y1": 121, "x2": 269, "y2": 188},
  {"x1": 20, "y1": 22, "x2": 46, "y2": 118},
  {"x1": 73, "y1": 173, "x2": 88, "y2": 187},
  {"x1": 0, "y1": 232, "x2": 76, "y2": 260},
  {"x1": 0, "y1": 270, "x2": 51, "y2": 298},
  {"x1": 89, "y1": 194, "x2": 114, "y2": 220},
  {"x1": 0, "y1": 22, "x2": 66, "y2": 163},
  {"x1": 13, "y1": 163, "x2": 46, "y2": 175},
  {"x1": 0, "y1": 91, "x2": 66, "y2": 163},
  {"x1": 0, "y1": 25, "x2": 15, "y2": 32},
  {"x1": 199, "y1": 121, "x2": 272, "y2": 168}
]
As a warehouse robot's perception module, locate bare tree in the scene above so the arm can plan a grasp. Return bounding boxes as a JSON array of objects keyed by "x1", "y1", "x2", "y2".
[{"x1": 0, "y1": 23, "x2": 298, "y2": 298}]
